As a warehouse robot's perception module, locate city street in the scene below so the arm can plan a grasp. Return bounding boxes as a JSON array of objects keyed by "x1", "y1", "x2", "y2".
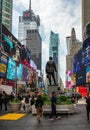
[{"x1": 0, "y1": 104, "x2": 90, "y2": 130}]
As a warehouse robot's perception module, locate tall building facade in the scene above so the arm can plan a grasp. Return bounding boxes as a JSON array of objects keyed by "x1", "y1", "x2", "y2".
[
  {"x1": 1, "y1": 0, "x2": 13, "y2": 31},
  {"x1": 66, "y1": 36, "x2": 71, "y2": 55},
  {"x1": 18, "y1": 0, "x2": 42, "y2": 70},
  {"x1": 49, "y1": 31, "x2": 60, "y2": 84},
  {"x1": 66, "y1": 28, "x2": 81, "y2": 88},
  {"x1": 49, "y1": 31, "x2": 59, "y2": 70},
  {"x1": 82, "y1": 0, "x2": 90, "y2": 39}
]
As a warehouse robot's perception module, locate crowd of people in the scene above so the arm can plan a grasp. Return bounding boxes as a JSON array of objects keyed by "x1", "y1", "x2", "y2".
[{"x1": 0, "y1": 89, "x2": 90, "y2": 122}]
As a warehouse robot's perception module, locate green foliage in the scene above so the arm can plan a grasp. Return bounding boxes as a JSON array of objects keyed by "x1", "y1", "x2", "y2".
[
  {"x1": 64, "y1": 99, "x2": 72, "y2": 105},
  {"x1": 11, "y1": 98, "x2": 21, "y2": 103},
  {"x1": 44, "y1": 100, "x2": 51, "y2": 105},
  {"x1": 57, "y1": 98, "x2": 62, "y2": 105},
  {"x1": 41, "y1": 94, "x2": 48, "y2": 102},
  {"x1": 41, "y1": 94, "x2": 72, "y2": 105},
  {"x1": 58, "y1": 95, "x2": 67, "y2": 102}
]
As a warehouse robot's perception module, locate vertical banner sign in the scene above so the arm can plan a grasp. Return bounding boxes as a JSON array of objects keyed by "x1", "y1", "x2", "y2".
[
  {"x1": 0, "y1": 0, "x2": 2, "y2": 44},
  {"x1": 0, "y1": 53, "x2": 8, "y2": 77}
]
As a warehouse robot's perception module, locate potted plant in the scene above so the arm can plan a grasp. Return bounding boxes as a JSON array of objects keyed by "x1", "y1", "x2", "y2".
[{"x1": 9, "y1": 97, "x2": 21, "y2": 112}]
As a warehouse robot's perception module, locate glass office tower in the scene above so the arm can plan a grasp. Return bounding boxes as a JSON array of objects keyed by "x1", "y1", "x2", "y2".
[{"x1": 2, "y1": 0, "x2": 13, "y2": 31}]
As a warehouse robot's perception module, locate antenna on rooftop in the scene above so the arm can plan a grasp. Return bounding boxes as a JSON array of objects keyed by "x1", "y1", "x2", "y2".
[{"x1": 29, "y1": 0, "x2": 31, "y2": 10}]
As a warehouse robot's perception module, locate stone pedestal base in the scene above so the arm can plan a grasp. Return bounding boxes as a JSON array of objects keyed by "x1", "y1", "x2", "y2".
[{"x1": 47, "y1": 85, "x2": 59, "y2": 97}]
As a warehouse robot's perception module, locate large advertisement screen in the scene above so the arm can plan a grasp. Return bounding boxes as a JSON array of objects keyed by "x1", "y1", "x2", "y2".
[
  {"x1": 0, "y1": 53, "x2": 8, "y2": 77},
  {"x1": 7, "y1": 57, "x2": 23, "y2": 81},
  {"x1": 17, "y1": 64, "x2": 22, "y2": 81},
  {"x1": 21, "y1": 65, "x2": 30, "y2": 82},
  {"x1": 6, "y1": 57, "x2": 16, "y2": 80},
  {"x1": 23, "y1": 11, "x2": 31, "y2": 20},
  {"x1": 72, "y1": 38, "x2": 90, "y2": 85}
]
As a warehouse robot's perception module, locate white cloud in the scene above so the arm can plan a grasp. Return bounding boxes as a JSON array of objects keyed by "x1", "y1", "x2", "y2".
[{"x1": 12, "y1": 0, "x2": 82, "y2": 87}]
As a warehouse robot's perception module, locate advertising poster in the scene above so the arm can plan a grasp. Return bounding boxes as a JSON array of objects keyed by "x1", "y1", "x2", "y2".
[
  {"x1": 66, "y1": 70, "x2": 72, "y2": 88},
  {"x1": 21, "y1": 65, "x2": 30, "y2": 82},
  {"x1": 76, "y1": 68, "x2": 86, "y2": 85},
  {"x1": 17, "y1": 64, "x2": 22, "y2": 81},
  {"x1": 0, "y1": 53, "x2": 8, "y2": 77},
  {"x1": 86, "y1": 66, "x2": 90, "y2": 83},
  {"x1": 6, "y1": 57, "x2": 16, "y2": 80}
]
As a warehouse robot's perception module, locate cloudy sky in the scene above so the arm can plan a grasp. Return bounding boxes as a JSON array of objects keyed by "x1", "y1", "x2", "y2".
[{"x1": 12, "y1": 0, "x2": 82, "y2": 87}]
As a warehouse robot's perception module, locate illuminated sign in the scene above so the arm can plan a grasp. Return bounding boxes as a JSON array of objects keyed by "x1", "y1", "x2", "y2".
[
  {"x1": 23, "y1": 11, "x2": 31, "y2": 20},
  {"x1": 0, "y1": 53, "x2": 8, "y2": 77},
  {"x1": 6, "y1": 57, "x2": 16, "y2": 80}
]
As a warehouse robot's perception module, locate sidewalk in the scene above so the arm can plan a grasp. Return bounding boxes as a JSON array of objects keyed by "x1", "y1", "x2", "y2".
[{"x1": 0, "y1": 104, "x2": 90, "y2": 130}]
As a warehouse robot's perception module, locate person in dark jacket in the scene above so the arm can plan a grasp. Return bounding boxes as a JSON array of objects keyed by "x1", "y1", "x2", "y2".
[
  {"x1": 86, "y1": 92, "x2": 90, "y2": 121},
  {"x1": 49, "y1": 91, "x2": 60, "y2": 120},
  {"x1": 35, "y1": 93, "x2": 43, "y2": 122},
  {"x1": 0, "y1": 92, "x2": 2, "y2": 111},
  {"x1": 45, "y1": 57, "x2": 57, "y2": 86},
  {"x1": 2, "y1": 91, "x2": 8, "y2": 111}
]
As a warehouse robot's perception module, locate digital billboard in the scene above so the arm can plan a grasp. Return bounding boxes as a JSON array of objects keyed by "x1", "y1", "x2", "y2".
[
  {"x1": 6, "y1": 57, "x2": 16, "y2": 80},
  {"x1": 76, "y1": 68, "x2": 86, "y2": 85},
  {"x1": 86, "y1": 66, "x2": 90, "y2": 83},
  {"x1": 66, "y1": 70, "x2": 72, "y2": 88},
  {"x1": 23, "y1": 11, "x2": 31, "y2": 20},
  {"x1": 72, "y1": 37, "x2": 90, "y2": 85},
  {"x1": 17, "y1": 64, "x2": 22, "y2": 81},
  {"x1": 21, "y1": 65, "x2": 30, "y2": 82},
  {"x1": 6, "y1": 57, "x2": 23, "y2": 81},
  {"x1": 0, "y1": 53, "x2": 8, "y2": 77},
  {"x1": 72, "y1": 48, "x2": 83, "y2": 74}
]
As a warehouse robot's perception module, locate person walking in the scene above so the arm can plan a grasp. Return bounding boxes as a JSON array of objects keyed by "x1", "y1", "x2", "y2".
[
  {"x1": 2, "y1": 91, "x2": 8, "y2": 111},
  {"x1": 45, "y1": 57, "x2": 57, "y2": 86},
  {"x1": 86, "y1": 92, "x2": 90, "y2": 121},
  {"x1": 49, "y1": 91, "x2": 60, "y2": 120},
  {"x1": 0, "y1": 92, "x2": 2, "y2": 111},
  {"x1": 35, "y1": 93, "x2": 43, "y2": 122}
]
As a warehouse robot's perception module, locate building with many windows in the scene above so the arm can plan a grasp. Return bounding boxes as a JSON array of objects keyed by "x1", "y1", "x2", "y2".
[
  {"x1": 66, "y1": 28, "x2": 82, "y2": 88},
  {"x1": 1, "y1": 0, "x2": 13, "y2": 31},
  {"x1": 82, "y1": 0, "x2": 90, "y2": 39},
  {"x1": 18, "y1": 0, "x2": 42, "y2": 70}
]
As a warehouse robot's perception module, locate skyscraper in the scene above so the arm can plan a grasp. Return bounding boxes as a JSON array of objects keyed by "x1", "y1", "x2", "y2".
[
  {"x1": 49, "y1": 31, "x2": 59, "y2": 70},
  {"x1": 82, "y1": 0, "x2": 90, "y2": 39},
  {"x1": 49, "y1": 31, "x2": 60, "y2": 84},
  {"x1": 1, "y1": 0, "x2": 13, "y2": 31},
  {"x1": 66, "y1": 28, "x2": 81, "y2": 87},
  {"x1": 18, "y1": 0, "x2": 42, "y2": 70}
]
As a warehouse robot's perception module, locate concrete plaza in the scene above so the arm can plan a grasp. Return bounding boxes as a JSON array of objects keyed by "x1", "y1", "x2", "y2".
[{"x1": 0, "y1": 103, "x2": 90, "y2": 130}]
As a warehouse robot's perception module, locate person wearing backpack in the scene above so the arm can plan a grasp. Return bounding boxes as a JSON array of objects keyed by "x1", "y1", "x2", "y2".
[
  {"x1": 35, "y1": 93, "x2": 43, "y2": 122},
  {"x1": 86, "y1": 92, "x2": 90, "y2": 121},
  {"x1": 45, "y1": 57, "x2": 57, "y2": 86}
]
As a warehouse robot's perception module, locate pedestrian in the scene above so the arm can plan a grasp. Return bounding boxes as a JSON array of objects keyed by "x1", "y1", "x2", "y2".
[
  {"x1": 86, "y1": 92, "x2": 90, "y2": 121},
  {"x1": 2, "y1": 91, "x2": 8, "y2": 111},
  {"x1": 49, "y1": 91, "x2": 60, "y2": 120},
  {"x1": 35, "y1": 93, "x2": 43, "y2": 122},
  {"x1": 45, "y1": 56, "x2": 57, "y2": 86},
  {"x1": 0, "y1": 91, "x2": 2, "y2": 111},
  {"x1": 8, "y1": 92, "x2": 14, "y2": 102}
]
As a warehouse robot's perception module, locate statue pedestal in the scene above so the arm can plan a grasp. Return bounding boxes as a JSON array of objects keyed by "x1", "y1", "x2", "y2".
[{"x1": 47, "y1": 85, "x2": 59, "y2": 97}]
